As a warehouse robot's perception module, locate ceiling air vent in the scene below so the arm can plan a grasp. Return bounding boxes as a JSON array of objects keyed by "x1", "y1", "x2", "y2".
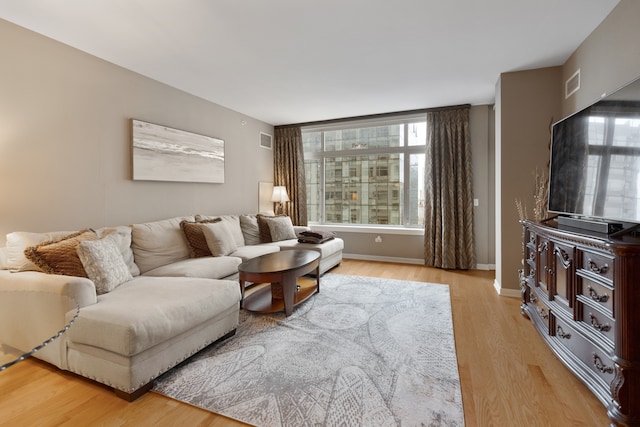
[{"x1": 565, "y1": 69, "x2": 580, "y2": 99}]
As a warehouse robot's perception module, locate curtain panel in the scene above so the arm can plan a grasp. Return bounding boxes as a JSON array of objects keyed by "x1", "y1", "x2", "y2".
[
  {"x1": 424, "y1": 106, "x2": 475, "y2": 269},
  {"x1": 274, "y1": 127, "x2": 307, "y2": 226}
]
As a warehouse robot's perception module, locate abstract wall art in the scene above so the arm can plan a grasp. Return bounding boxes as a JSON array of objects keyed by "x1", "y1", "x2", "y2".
[{"x1": 132, "y1": 119, "x2": 225, "y2": 183}]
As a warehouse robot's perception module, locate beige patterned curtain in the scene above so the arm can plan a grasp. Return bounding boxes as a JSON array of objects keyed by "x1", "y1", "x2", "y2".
[
  {"x1": 274, "y1": 127, "x2": 307, "y2": 226},
  {"x1": 424, "y1": 106, "x2": 475, "y2": 269}
]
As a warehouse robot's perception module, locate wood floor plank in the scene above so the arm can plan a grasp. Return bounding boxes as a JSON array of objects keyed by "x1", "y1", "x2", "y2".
[{"x1": 0, "y1": 260, "x2": 610, "y2": 426}]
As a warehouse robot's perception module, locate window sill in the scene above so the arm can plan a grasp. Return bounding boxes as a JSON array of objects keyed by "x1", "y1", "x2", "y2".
[{"x1": 307, "y1": 224, "x2": 424, "y2": 236}]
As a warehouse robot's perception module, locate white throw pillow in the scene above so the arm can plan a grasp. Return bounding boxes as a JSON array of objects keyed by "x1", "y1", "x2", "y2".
[
  {"x1": 94, "y1": 225, "x2": 140, "y2": 277},
  {"x1": 199, "y1": 222, "x2": 238, "y2": 256},
  {"x1": 77, "y1": 237, "x2": 133, "y2": 295}
]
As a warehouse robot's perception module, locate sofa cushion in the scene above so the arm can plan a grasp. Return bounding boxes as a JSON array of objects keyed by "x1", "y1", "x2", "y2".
[
  {"x1": 24, "y1": 229, "x2": 98, "y2": 277},
  {"x1": 265, "y1": 216, "x2": 297, "y2": 242},
  {"x1": 200, "y1": 221, "x2": 238, "y2": 256},
  {"x1": 273, "y1": 237, "x2": 345, "y2": 259},
  {"x1": 67, "y1": 276, "x2": 241, "y2": 356},
  {"x1": 239, "y1": 215, "x2": 261, "y2": 246},
  {"x1": 95, "y1": 226, "x2": 140, "y2": 277},
  {"x1": 130, "y1": 216, "x2": 194, "y2": 274},
  {"x1": 180, "y1": 218, "x2": 221, "y2": 258},
  {"x1": 196, "y1": 215, "x2": 245, "y2": 247},
  {"x1": 142, "y1": 256, "x2": 241, "y2": 279},
  {"x1": 77, "y1": 237, "x2": 133, "y2": 294},
  {"x1": 5, "y1": 230, "x2": 75, "y2": 272},
  {"x1": 230, "y1": 244, "x2": 280, "y2": 261}
]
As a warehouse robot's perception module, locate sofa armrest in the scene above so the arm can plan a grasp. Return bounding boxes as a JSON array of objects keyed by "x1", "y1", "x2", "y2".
[{"x1": 0, "y1": 270, "x2": 97, "y2": 309}]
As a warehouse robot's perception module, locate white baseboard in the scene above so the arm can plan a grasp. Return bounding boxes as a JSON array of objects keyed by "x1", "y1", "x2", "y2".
[
  {"x1": 342, "y1": 253, "x2": 424, "y2": 265},
  {"x1": 493, "y1": 279, "x2": 521, "y2": 298},
  {"x1": 343, "y1": 254, "x2": 496, "y2": 271}
]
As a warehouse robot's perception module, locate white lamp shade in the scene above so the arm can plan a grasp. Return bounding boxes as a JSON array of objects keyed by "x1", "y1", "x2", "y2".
[{"x1": 271, "y1": 186, "x2": 290, "y2": 203}]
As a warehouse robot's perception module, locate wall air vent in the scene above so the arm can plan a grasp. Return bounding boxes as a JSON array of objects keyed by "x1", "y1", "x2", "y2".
[
  {"x1": 565, "y1": 69, "x2": 580, "y2": 99},
  {"x1": 259, "y1": 132, "x2": 273, "y2": 149}
]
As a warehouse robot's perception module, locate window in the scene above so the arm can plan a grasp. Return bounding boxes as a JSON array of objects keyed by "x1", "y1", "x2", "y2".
[{"x1": 303, "y1": 116, "x2": 426, "y2": 227}]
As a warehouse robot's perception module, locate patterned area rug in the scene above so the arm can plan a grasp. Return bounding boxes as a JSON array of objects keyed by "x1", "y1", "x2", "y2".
[{"x1": 153, "y1": 274, "x2": 464, "y2": 426}]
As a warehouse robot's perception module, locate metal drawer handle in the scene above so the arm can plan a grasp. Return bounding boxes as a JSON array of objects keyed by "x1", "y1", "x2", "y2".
[
  {"x1": 556, "y1": 325, "x2": 571, "y2": 339},
  {"x1": 537, "y1": 307, "x2": 548, "y2": 320},
  {"x1": 588, "y1": 259, "x2": 609, "y2": 275},
  {"x1": 587, "y1": 286, "x2": 609, "y2": 303},
  {"x1": 592, "y1": 353, "x2": 614, "y2": 374},
  {"x1": 589, "y1": 313, "x2": 611, "y2": 332}
]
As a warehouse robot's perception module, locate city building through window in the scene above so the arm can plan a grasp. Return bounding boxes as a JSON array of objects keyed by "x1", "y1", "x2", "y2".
[{"x1": 302, "y1": 115, "x2": 426, "y2": 227}]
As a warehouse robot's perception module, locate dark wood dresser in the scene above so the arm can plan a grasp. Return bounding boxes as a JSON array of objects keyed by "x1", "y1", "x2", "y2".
[{"x1": 521, "y1": 220, "x2": 640, "y2": 427}]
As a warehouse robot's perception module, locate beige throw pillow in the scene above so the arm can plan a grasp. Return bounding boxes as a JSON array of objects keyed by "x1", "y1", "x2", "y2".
[
  {"x1": 239, "y1": 215, "x2": 261, "y2": 245},
  {"x1": 180, "y1": 218, "x2": 221, "y2": 258},
  {"x1": 256, "y1": 214, "x2": 287, "y2": 243},
  {"x1": 24, "y1": 229, "x2": 98, "y2": 277},
  {"x1": 265, "y1": 216, "x2": 297, "y2": 242},
  {"x1": 77, "y1": 237, "x2": 133, "y2": 294},
  {"x1": 199, "y1": 222, "x2": 238, "y2": 256}
]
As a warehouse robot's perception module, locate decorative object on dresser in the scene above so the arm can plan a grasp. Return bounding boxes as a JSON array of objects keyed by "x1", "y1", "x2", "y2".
[{"x1": 520, "y1": 219, "x2": 640, "y2": 427}]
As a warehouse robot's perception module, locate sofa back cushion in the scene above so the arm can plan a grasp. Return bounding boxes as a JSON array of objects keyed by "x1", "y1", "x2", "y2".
[{"x1": 130, "y1": 216, "x2": 194, "y2": 274}]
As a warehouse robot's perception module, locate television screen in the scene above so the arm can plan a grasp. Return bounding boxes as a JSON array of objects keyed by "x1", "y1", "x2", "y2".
[{"x1": 548, "y1": 78, "x2": 640, "y2": 224}]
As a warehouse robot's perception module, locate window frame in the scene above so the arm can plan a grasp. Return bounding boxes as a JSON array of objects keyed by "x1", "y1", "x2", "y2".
[{"x1": 303, "y1": 113, "x2": 427, "y2": 229}]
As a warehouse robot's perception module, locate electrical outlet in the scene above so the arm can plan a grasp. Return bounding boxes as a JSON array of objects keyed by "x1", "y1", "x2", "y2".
[{"x1": 375, "y1": 235, "x2": 382, "y2": 243}]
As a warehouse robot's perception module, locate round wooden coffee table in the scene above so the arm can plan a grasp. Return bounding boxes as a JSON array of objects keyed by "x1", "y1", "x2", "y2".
[{"x1": 238, "y1": 250, "x2": 320, "y2": 316}]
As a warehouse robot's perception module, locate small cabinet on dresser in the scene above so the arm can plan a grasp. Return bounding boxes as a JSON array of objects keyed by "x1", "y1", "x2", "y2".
[{"x1": 521, "y1": 220, "x2": 640, "y2": 427}]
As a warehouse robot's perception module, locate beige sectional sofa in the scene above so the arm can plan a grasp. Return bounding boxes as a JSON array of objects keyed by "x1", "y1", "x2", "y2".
[{"x1": 0, "y1": 213, "x2": 343, "y2": 399}]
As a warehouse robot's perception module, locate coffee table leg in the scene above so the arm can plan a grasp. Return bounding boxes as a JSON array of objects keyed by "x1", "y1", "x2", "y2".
[{"x1": 282, "y1": 276, "x2": 296, "y2": 316}]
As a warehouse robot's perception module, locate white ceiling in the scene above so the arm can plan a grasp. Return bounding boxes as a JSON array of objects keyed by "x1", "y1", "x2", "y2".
[{"x1": 0, "y1": 0, "x2": 620, "y2": 125}]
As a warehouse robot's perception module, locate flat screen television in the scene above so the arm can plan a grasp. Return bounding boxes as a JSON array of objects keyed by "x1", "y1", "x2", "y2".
[{"x1": 548, "y1": 76, "x2": 640, "y2": 230}]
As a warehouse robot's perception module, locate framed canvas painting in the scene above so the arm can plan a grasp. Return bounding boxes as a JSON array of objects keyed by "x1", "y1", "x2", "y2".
[{"x1": 132, "y1": 119, "x2": 225, "y2": 183}]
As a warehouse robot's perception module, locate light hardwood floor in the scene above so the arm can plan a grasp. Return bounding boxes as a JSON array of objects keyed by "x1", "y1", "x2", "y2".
[{"x1": 0, "y1": 260, "x2": 610, "y2": 426}]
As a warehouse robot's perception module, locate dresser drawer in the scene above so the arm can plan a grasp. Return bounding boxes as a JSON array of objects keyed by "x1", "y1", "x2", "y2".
[
  {"x1": 577, "y1": 302, "x2": 615, "y2": 347},
  {"x1": 578, "y1": 277, "x2": 614, "y2": 317},
  {"x1": 554, "y1": 317, "x2": 616, "y2": 387},
  {"x1": 579, "y1": 250, "x2": 614, "y2": 284},
  {"x1": 529, "y1": 291, "x2": 550, "y2": 332}
]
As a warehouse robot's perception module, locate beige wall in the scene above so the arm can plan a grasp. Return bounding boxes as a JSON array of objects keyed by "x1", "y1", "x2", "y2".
[
  {"x1": 495, "y1": 67, "x2": 562, "y2": 292},
  {"x1": 562, "y1": 0, "x2": 640, "y2": 117},
  {"x1": 0, "y1": 19, "x2": 274, "y2": 245}
]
